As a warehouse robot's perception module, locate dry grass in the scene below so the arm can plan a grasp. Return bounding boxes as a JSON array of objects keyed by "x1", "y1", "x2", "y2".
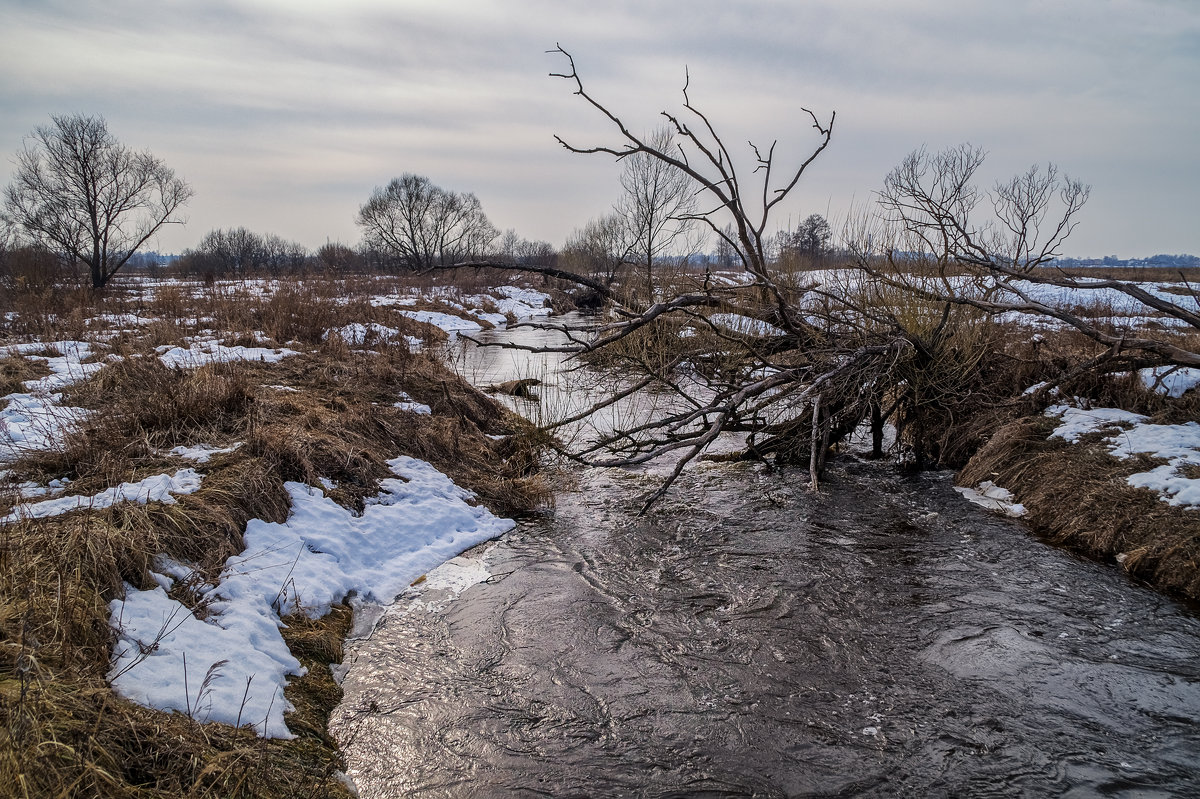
[
  {"x1": 959, "y1": 415, "x2": 1200, "y2": 600},
  {"x1": 0, "y1": 357, "x2": 51, "y2": 397},
  {"x1": 0, "y1": 274, "x2": 551, "y2": 797}
]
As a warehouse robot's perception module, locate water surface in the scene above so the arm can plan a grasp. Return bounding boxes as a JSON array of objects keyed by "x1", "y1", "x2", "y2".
[{"x1": 331, "y1": 317, "x2": 1200, "y2": 797}]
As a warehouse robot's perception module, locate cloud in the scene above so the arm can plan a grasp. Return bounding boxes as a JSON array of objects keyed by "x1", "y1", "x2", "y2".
[{"x1": 1, "y1": 0, "x2": 1197, "y2": 256}]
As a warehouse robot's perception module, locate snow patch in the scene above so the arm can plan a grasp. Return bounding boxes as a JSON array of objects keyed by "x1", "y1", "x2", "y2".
[
  {"x1": 397, "y1": 310, "x2": 483, "y2": 334},
  {"x1": 3, "y1": 469, "x2": 204, "y2": 524},
  {"x1": 169, "y1": 443, "x2": 243, "y2": 463},
  {"x1": 393, "y1": 392, "x2": 431, "y2": 415},
  {"x1": 324, "y1": 323, "x2": 401, "y2": 346},
  {"x1": 1047, "y1": 405, "x2": 1200, "y2": 507},
  {"x1": 108, "y1": 456, "x2": 514, "y2": 737},
  {"x1": 954, "y1": 481, "x2": 1027, "y2": 517},
  {"x1": 158, "y1": 340, "x2": 298, "y2": 368}
]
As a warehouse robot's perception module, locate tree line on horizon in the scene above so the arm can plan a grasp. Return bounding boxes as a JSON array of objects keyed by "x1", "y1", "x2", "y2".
[
  {"x1": 1, "y1": 113, "x2": 1195, "y2": 292},
  {"x1": 0, "y1": 113, "x2": 943, "y2": 290}
]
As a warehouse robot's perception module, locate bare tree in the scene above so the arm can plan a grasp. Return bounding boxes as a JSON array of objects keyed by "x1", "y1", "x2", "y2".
[
  {"x1": 317, "y1": 241, "x2": 362, "y2": 273},
  {"x1": 561, "y1": 213, "x2": 636, "y2": 286},
  {"x1": 357, "y1": 174, "x2": 498, "y2": 271},
  {"x1": 448, "y1": 47, "x2": 899, "y2": 506},
  {"x1": 2, "y1": 114, "x2": 193, "y2": 289},
  {"x1": 777, "y1": 213, "x2": 832, "y2": 265},
  {"x1": 853, "y1": 144, "x2": 1199, "y2": 369},
  {"x1": 616, "y1": 126, "x2": 702, "y2": 298}
]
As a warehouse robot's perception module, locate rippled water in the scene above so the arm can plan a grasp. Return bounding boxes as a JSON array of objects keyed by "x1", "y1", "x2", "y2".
[{"x1": 330, "y1": 317, "x2": 1200, "y2": 797}]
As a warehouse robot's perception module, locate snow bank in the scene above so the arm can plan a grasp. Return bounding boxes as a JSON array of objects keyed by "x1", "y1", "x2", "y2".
[
  {"x1": 489, "y1": 286, "x2": 552, "y2": 318},
  {"x1": 1047, "y1": 405, "x2": 1200, "y2": 507},
  {"x1": 109, "y1": 456, "x2": 514, "y2": 737},
  {"x1": 2, "y1": 469, "x2": 204, "y2": 524},
  {"x1": 397, "y1": 309, "x2": 483, "y2": 334},
  {"x1": 157, "y1": 340, "x2": 298, "y2": 368}
]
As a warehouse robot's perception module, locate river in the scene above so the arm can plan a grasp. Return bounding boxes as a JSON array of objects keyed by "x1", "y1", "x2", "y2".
[{"x1": 329, "y1": 315, "x2": 1200, "y2": 797}]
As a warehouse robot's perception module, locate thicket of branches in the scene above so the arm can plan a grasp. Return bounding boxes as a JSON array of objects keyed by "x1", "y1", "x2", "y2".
[{"x1": 440, "y1": 46, "x2": 1199, "y2": 506}]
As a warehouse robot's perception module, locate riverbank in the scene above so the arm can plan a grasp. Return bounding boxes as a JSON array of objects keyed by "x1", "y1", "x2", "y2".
[
  {"x1": 3, "y1": 272, "x2": 1198, "y2": 796},
  {"x1": 957, "y1": 385, "x2": 1200, "y2": 601},
  {"x1": 0, "y1": 275, "x2": 552, "y2": 797}
]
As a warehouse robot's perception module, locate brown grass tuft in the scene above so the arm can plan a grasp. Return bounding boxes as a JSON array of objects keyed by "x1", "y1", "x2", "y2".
[{"x1": 0, "y1": 356, "x2": 51, "y2": 396}]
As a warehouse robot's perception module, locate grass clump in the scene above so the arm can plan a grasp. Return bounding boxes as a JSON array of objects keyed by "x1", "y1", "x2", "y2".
[{"x1": 0, "y1": 356, "x2": 52, "y2": 396}]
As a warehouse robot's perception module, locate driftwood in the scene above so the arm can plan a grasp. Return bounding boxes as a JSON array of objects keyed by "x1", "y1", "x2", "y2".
[{"x1": 486, "y1": 378, "x2": 542, "y2": 400}]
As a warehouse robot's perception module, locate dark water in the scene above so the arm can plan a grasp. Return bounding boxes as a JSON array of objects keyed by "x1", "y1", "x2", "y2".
[{"x1": 330, "y1": 319, "x2": 1200, "y2": 797}]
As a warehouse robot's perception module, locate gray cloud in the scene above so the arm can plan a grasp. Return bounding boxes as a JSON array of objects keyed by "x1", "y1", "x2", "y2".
[{"x1": 1, "y1": 0, "x2": 1197, "y2": 256}]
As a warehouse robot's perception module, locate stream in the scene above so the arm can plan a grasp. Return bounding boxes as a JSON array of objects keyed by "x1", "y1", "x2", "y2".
[{"x1": 330, "y1": 315, "x2": 1200, "y2": 797}]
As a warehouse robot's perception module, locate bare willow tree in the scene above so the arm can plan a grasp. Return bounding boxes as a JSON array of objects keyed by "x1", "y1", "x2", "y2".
[
  {"x1": 448, "y1": 47, "x2": 919, "y2": 504},
  {"x1": 2, "y1": 114, "x2": 193, "y2": 289},
  {"x1": 357, "y1": 173, "x2": 498, "y2": 271},
  {"x1": 850, "y1": 144, "x2": 1199, "y2": 370}
]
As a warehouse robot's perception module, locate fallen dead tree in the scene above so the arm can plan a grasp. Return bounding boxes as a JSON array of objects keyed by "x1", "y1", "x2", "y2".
[{"x1": 436, "y1": 47, "x2": 1197, "y2": 509}]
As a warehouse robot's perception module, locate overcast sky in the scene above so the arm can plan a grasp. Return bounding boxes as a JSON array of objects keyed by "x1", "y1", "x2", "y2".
[{"x1": 1, "y1": 0, "x2": 1197, "y2": 257}]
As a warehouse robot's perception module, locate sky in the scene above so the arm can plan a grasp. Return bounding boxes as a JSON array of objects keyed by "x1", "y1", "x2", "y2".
[{"x1": 1, "y1": 0, "x2": 1197, "y2": 258}]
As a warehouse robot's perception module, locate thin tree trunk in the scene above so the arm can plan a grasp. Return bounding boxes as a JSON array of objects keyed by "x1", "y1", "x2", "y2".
[
  {"x1": 809, "y1": 394, "x2": 821, "y2": 491},
  {"x1": 871, "y1": 401, "x2": 884, "y2": 459}
]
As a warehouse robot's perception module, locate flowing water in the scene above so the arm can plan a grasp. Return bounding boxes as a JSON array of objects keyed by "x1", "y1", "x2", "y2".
[{"x1": 330, "y1": 316, "x2": 1200, "y2": 797}]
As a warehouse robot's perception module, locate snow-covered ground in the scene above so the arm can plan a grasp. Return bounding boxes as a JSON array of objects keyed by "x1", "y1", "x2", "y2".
[
  {"x1": 0, "y1": 341, "x2": 104, "y2": 461},
  {"x1": 108, "y1": 457, "x2": 514, "y2": 737},
  {"x1": 1045, "y1": 404, "x2": 1200, "y2": 508},
  {"x1": 960, "y1": 382, "x2": 1200, "y2": 514}
]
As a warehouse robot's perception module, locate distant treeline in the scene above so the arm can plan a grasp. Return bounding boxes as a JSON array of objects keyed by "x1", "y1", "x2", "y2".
[{"x1": 1050, "y1": 253, "x2": 1200, "y2": 269}]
